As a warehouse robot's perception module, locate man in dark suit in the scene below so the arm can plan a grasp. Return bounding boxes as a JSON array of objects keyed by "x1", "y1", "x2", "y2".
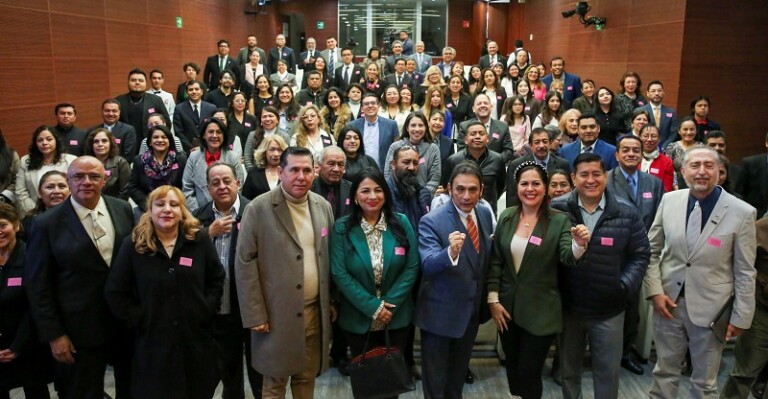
[
  {"x1": 478, "y1": 41, "x2": 507, "y2": 70},
  {"x1": 310, "y1": 147, "x2": 352, "y2": 219},
  {"x1": 268, "y1": 34, "x2": 296, "y2": 75},
  {"x1": 635, "y1": 80, "x2": 679, "y2": 148},
  {"x1": 416, "y1": 162, "x2": 494, "y2": 398},
  {"x1": 238, "y1": 34, "x2": 267, "y2": 67},
  {"x1": 333, "y1": 47, "x2": 364, "y2": 92},
  {"x1": 541, "y1": 57, "x2": 582, "y2": 105},
  {"x1": 173, "y1": 80, "x2": 216, "y2": 152},
  {"x1": 384, "y1": 41, "x2": 406, "y2": 75},
  {"x1": 383, "y1": 57, "x2": 413, "y2": 90},
  {"x1": 115, "y1": 68, "x2": 171, "y2": 143},
  {"x1": 436, "y1": 47, "x2": 456, "y2": 78},
  {"x1": 346, "y1": 93, "x2": 399, "y2": 171},
  {"x1": 736, "y1": 132, "x2": 768, "y2": 218},
  {"x1": 25, "y1": 156, "x2": 135, "y2": 399},
  {"x1": 297, "y1": 37, "x2": 319, "y2": 82},
  {"x1": 559, "y1": 113, "x2": 619, "y2": 170},
  {"x1": 204, "y1": 39, "x2": 241, "y2": 91},
  {"x1": 405, "y1": 58, "x2": 425, "y2": 89},
  {"x1": 52, "y1": 103, "x2": 87, "y2": 156},
  {"x1": 92, "y1": 98, "x2": 137, "y2": 162},
  {"x1": 605, "y1": 134, "x2": 664, "y2": 375},
  {"x1": 194, "y1": 163, "x2": 262, "y2": 399},
  {"x1": 506, "y1": 127, "x2": 570, "y2": 208},
  {"x1": 704, "y1": 130, "x2": 742, "y2": 192},
  {"x1": 457, "y1": 93, "x2": 514, "y2": 163}
]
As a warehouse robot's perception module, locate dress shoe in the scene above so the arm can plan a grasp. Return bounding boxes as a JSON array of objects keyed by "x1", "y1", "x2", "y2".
[
  {"x1": 409, "y1": 365, "x2": 422, "y2": 380},
  {"x1": 465, "y1": 369, "x2": 475, "y2": 384},
  {"x1": 335, "y1": 358, "x2": 351, "y2": 376},
  {"x1": 551, "y1": 364, "x2": 562, "y2": 386},
  {"x1": 621, "y1": 357, "x2": 644, "y2": 375}
]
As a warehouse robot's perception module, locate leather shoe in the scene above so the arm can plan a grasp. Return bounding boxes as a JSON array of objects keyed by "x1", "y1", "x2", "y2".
[
  {"x1": 335, "y1": 358, "x2": 351, "y2": 376},
  {"x1": 465, "y1": 369, "x2": 475, "y2": 384},
  {"x1": 621, "y1": 357, "x2": 644, "y2": 375}
]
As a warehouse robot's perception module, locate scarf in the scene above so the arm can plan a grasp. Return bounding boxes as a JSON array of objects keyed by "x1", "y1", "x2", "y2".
[{"x1": 142, "y1": 150, "x2": 178, "y2": 189}]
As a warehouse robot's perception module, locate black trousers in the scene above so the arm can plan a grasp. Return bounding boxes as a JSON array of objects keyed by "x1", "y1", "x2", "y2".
[
  {"x1": 622, "y1": 290, "x2": 640, "y2": 357},
  {"x1": 56, "y1": 339, "x2": 132, "y2": 399},
  {"x1": 213, "y1": 313, "x2": 264, "y2": 399},
  {"x1": 420, "y1": 315, "x2": 479, "y2": 399},
  {"x1": 498, "y1": 323, "x2": 555, "y2": 399}
]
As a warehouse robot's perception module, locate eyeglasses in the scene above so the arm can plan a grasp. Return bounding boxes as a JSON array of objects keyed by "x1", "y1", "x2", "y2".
[
  {"x1": 362, "y1": 101, "x2": 378, "y2": 107},
  {"x1": 70, "y1": 173, "x2": 103, "y2": 183}
]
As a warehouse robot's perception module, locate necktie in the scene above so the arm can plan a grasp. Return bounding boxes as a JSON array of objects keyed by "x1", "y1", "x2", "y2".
[
  {"x1": 153, "y1": 90, "x2": 161, "y2": 94},
  {"x1": 343, "y1": 66, "x2": 349, "y2": 84},
  {"x1": 687, "y1": 201, "x2": 702, "y2": 252},
  {"x1": 326, "y1": 187, "x2": 335, "y2": 210},
  {"x1": 397, "y1": 75, "x2": 401, "y2": 87},
  {"x1": 220, "y1": 56, "x2": 225, "y2": 71},
  {"x1": 627, "y1": 175, "x2": 637, "y2": 198},
  {"x1": 582, "y1": 146, "x2": 593, "y2": 153},
  {"x1": 193, "y1": 104, "x2": 200, "y2": 124},
  {"x1": 467, "y1": 214, "x2": 480, "y2": 253},
  {"x1": 654, "y1": 106, "x2": 661, "y2": 126},
  {"x1": 540, "y1": 161, "x2": 547, "y2": 169},
  {"x1": 329, "y1": 51, "x2": 335, "y2": 76}
]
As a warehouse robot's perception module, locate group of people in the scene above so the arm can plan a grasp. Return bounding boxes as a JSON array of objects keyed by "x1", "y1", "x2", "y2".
[{"x1": 0, "y1": 31, "x2": 766, "y2": 399}]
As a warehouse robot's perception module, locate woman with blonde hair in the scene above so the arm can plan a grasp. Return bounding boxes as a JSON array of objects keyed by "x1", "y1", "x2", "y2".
[
  {"x1": 105, "y1": 185, "x2": 225, "y2": 399},
  {"x1": 557, "y1": 108, "x2": 582, "y2": 147},
  {"x1": 290, "y1": 104, "x2": 335, "y2": 153},
  {"x1": 243, "y1": 135, "x2": 287, "y2": 199},
  {"x1": 416, "y1": 65, "x2": 446, "y2": 106},
  {"x1": 420, "y1": 85, "x2": 453, "y2": 139}
]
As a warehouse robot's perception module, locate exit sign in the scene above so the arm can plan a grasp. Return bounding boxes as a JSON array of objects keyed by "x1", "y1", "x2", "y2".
[
  {"x1": 316, "y1": 21, "x2": 325, "y2": 30},
  {"x1": 176, "y1": 17, "x2": 183, "y2": 28}
]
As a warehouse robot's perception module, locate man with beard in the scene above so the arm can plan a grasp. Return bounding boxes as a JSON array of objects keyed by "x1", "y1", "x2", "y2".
[
  {"x1": 238, "y1": 35, "x2": 267, "y2": 68},
  {"x1": 387, "y1": 146, "x2": 432, "y2": 232},
  {"x1": 115, "y1": 68, "x2": 170, "y2": 142},
  {"x1": 52, "y1": 103, "x2": 87, "y2": 156},
  {"x1": 204, "y1": 70, "x2": 239, "y2": 109}
]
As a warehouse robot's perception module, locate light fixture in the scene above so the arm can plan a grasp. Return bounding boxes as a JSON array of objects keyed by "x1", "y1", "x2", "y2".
[{"x1": 561, "y1": 2, "x2": 606, "y2": 30}]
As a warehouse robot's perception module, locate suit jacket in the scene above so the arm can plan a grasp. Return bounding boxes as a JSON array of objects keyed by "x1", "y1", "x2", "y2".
[
  {"x1": 25, "y1": 196, "x2": 134, "y2": 346},
  {"x1": 606, "y1": 168, "x2": 664, "y2": 231},
  {"x1": 415, "y1": 202, "x2": 494, "y2": 338},
  {"x1": 478, "y1": 54, "x2": 507, "y2": 70},
  {"x1": 242, "y1": 167, "x2": 273, "y2": 200},
  {"x1": 268, "y1": 46, "x2": 297, "y2": 75},
  {"x1": 333, "y1": 64, "x2": 364, "y2": 92},
  {"x1": 182, "y1": 149, "x2": 245, "y2": 213},
  {"x1": 346, "y1": 117, "x2": 400, "y2": 171},
  {"x1": 268, "y1": 72, "x2": 297, "y2": 91},
  {"x1": 320, "y1": 48, "x2": 342, "y2": 76},
  {"x1": 435, "y1": 61, "x2": 454, "y2": 78},
  {"x1": 636, "y1": 103, "x2": 680, "y2": 148},
  {"x1": 736, "y1": 153, "x2": 768, "y2": 218},
  {"x1": 330, "y1": 213, "x2": 420, "y2": 334},
  {"x1": 383, "y1": 73, "x2": 413, "y2": 90},
  {"x1": 238, "y1": 46, "x2": 267, "y2": 66},
  {"x1": 505, "y1": 153, "x2": 570, "y2": 208},
  {"x1": 176, "y1": 81, "x2": 209, "y2": 104},
  {"x1": 311, "y1": 178, "x2": 352, "y2": 219},
  {"x1": 115, "y1": 92, "x2": 170, "y2": 141},
  {"x1": 457, "y1": 118, "x2": 514, "y2": 163},
  {"x1": 542, "y1": 71, "x2": 582, "y2": 104},
  {"x1": 173, "y1": 100, "x2": 217, "y2": 151},
  {"x1": 560, "y1": 139, "x2": 619, "y2": 170},
  {"x1": 410, "y1": 52, "x2": 432, "y2": 74},
  {"x1": 643, "y1": 189, "x2": 757, "y2": 329},
  {"x1": 203, "y1": 54, "x2": 241, "y2": 90},
  {"x1": 0, "y1": 241, "x2": 36, "y2": 354},
  {"x1": 235, "y1": 187, "x2": 334, "y2": 377},
  {"x1": 90, "y1": 122, "x2": 137, "y2": 161},
  {"x1": 488, "y1": 207, "x2": 577, "y2": 335},
  {"x1": 444, "y1": 94, "x2": 474, "y2": 127}
]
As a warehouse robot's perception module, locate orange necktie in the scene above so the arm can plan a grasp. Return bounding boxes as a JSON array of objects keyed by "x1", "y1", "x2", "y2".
[{"x1": 467, "y1": 214, "x2": 480, "y2": 253}]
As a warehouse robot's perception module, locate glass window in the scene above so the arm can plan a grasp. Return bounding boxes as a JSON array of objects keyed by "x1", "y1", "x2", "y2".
[{"x1": 338, "y1": 0, "x2": 448, "y2": 57}]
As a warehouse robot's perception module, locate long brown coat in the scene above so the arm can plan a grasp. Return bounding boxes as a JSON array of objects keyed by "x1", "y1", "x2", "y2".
[{"x1": 235, "y1": 186, "x2": 334, "y2": 377}]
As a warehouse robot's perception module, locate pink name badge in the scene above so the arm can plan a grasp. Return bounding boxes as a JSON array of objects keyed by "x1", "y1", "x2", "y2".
[
  {"x1": 642, "y1": 192, "x2": 652, "y2": 199},
  {"x1": 229, "y1": 144, "x2": 234, "y2": 150},
  {"x1": 525, "y1": 106, "x2": 531, "y2": 111},
  {"x1": 237, "y1": 222, "x2": 241, "y2": 230},
  {"x1": 419, "y1": 157, "x2": 426, "y2": 164},
  {"x1": 307, "y1": 101, "x2": 313, "y2": 105},
  {"x1": 355, "y1": 70, "x2": 360, "y2": 74},
  {"x1": 323, "y1": 138, "x2": 331, "y2": 144},
  {"x1": 179, "y1": 257, "x2": 193, "y2": 267},
  {"x1": 245, "y1": 122, "x2": 252, "y2": 127},
  {"x1": 148, "y1": 108, "x2": 156, "y2": 113},
  {"x1": 666, "y1": 112, "x2": 673, "y2": 117},
  {"x1": 321, "y1": 227, "x2": 328, "y2": 237},
  {"x1": 567, "y1": 86, "x2": 573, "y2": 90},
  {"x1": 345, "y1": 198, "x2": 350, "y2": 205},
  {"x1": 529, "y1": 236, "x2": 542, "y2": 246},
  {"x1": 650, "y1": 167, "x2": 659, "y2": 174},
  {"x1": 497, "y1": 95, "x2": 503, "y2": 100},
  {"x1": 172, "y1": 163, "x2": 179, "y2": 170},
  {"x1": 283, "y1": 53, "x2": 288, "y2": 57},
  {"x1": 492, "y1": 133, "x2": 500, "y2": 139},
  {"x1": 7, "y1": 277, "x2": 22, "y2": 287},
  {"x1": 707, "y1": 237, "x2": 722, "y2": 247},
  {"x1": 115, "y1": 138, "x2": 121, "y2": 144},
  {"x1": 446, "y1": 103, "x2": 453, "y2": 108},
  {"x1": 105, "y1": 170, "x2": 111, "y2": 176},
  {"x1": 69, "y1": 140, "x2": 78, "y2": 145},
  {"x1": 394, "y1": 247, "x2": 406, "y2": 256},
  {"x1": 601, "y1": 237, "x2": 614, "y2": 246},
  {"x1": 638, "y1": 101, "x2": 645, "y2": 106}
]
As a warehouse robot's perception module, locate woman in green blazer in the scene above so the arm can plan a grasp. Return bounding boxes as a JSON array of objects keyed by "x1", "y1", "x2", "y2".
[
  {"x1": 330, "y1": 168, "x2": 420, "y2": 373},
  {"x1": 487, "y1": 161, "x2": 589, "y2": 399}
]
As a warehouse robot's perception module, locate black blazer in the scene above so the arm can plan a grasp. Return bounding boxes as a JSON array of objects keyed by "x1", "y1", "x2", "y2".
[
  {"x1": 115, "y1": 92, "x2": 170, "y2": 142},
  {"x1": 478, "y1": 54, "x2": 507, "y2": 70},
  {"x1": 736, "y1": 153, "x2": 768, "y2": 217},
  {"x1": 25, "y1": 196, "x2": 135, "y2": 347},
  {"x1": 242, "y1": 168, "x2": 274, "y2": 200},
  {"x1": 333, "y1": 64, "x2": 364, "y2": 92},
  {"x1": 268, "y1": 47, "x2": 297, "y2": 75},
  {"x1": 176, "y1": 81, "x2": 209, "y2": 103},
  {"x1": 173, "y1": 100, "x2": 217, "y2": 151},
  {"x1": 383, "y1": 73, "x2": 413, "y2": 90},
  {"x1": 128, "y1": 153, "x2": 188, "y2": 212},
  {"x1": 203, "y1": 55, "x2": 241, "y2": 90},
  {"x1": 445, "y1": 94, "x2": 475, "y2": 126}
]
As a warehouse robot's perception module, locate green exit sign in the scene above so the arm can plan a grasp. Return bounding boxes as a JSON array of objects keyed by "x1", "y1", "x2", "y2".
[
  {"x1": 316, "y1": 21, "x2": 325, "y2": 30},
  {"x1": 176, "y1": 17, "x2": 183, "y2": 28}
]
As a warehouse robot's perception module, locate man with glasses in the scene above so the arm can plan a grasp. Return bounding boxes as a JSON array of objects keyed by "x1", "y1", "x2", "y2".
[
  {"x1": 204, "y1": 70, "x2": 240, "y2": 109},
  {"x1": 346, "y1": 93, "x2": 399, "y2": 171},
  {"x1": 26, "y1": 156, "x2": 135, "y2": 399},
  {"x1": 204, "y1": 39, "x2": 240, "y2": 91}
]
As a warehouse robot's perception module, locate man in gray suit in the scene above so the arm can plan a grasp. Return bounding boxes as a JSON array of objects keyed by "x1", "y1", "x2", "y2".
[
  {"x1": 235, "y1": 146, "x2": 335, "y2": 399},
  {"x1": 238, "y1": 34, "x2": 267, "y2": 67},
  {"x1": 644, "y1": 147, "x2": 757, "y2": 398},
  {"x1": 606, "y1": 134, "x2": 664, "y2": 375}
]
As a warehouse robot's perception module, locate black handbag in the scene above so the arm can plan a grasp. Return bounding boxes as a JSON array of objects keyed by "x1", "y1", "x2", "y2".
[{"x1": 348, "y1": 325, "x2": 415, "y2": 399}]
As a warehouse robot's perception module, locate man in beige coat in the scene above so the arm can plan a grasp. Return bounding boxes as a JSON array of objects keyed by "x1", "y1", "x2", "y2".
[{"x1": 235, "y1": 146, "x2": 335, "y2": 399}]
